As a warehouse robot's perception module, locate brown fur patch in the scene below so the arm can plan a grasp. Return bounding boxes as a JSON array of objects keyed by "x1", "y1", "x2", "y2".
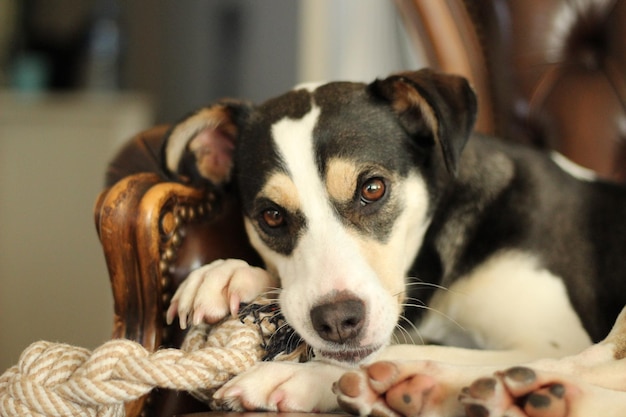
[
  {"x1": 347, "y1": 229, "x2": 405, "y2": 316},
  {"x1": 326, "y1": 158, "x2": 360, "y2": 203},
  {"x1": 259, "y1": 172, "x2": 301, "y2": 213},
  {"x1": 392, "y1": 81, "x2": 439, "y2": 140}
]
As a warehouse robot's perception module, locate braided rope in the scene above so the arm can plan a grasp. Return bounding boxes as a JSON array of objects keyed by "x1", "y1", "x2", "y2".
[{"x1": 0, "y1": 303, "x2": 299, "y2": 417}]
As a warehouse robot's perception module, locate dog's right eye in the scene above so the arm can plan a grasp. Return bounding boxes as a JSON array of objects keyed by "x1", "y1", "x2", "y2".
[{"x1": 261, "y1": 208, "x2": 284, "y2": 228}]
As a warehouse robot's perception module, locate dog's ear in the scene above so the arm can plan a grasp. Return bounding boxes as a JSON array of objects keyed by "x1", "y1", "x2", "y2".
[
  {"x1": 163, "y1": 100, "x2": 251, "y2": 186},
  {"x1": 371, "y1": 69, "x2": 477, "y2": 175}
]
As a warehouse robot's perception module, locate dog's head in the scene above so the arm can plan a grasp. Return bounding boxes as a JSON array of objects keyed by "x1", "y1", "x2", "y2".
[{"x1": 164, "y1": 69, "x2": 477, "y2": 363}]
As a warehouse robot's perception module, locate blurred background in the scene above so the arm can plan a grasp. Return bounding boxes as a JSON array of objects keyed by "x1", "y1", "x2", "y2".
[{"x1": 0, "y1": 0, "x2": 423, "y2": 372}]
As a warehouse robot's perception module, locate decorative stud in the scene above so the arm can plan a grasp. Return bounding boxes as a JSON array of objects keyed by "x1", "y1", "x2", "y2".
[
  {"x1": 161, "y1": 211, "x2": 176, "y2": 236},
  {"x1": 163, "y1": 247, "x2": 175, "y2": 261},
  {"x1": 159, "y1": 260, "x2": 169, "y2": 275}
]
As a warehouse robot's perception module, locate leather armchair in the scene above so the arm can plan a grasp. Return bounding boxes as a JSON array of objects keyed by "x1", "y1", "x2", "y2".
[
  {"x1": 95, "y1": 126, "x2": 260, "y2": 416},
  {"x1": 94, "y1": 1, "x2": 626, "y2": 415},
  {"x1": 395, "y1": 0, "x2": 626, "y2": 181}
]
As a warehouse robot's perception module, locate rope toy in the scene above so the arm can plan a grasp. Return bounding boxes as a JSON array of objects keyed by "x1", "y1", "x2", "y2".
[{"x1": 0, "y1": 299, "x2": 310, "y2": 417}]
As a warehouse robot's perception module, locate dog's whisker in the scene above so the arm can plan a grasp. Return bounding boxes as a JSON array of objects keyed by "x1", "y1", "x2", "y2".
[
  {"x1": 400, "y1": 314, "x2": 425, "y2": 345},
  {"x1": 393, "y1": 329, "x2": 416, "y2": 346},
  {"x1": 401, "y1": 300, "x2": 467, "y2": 333},
  {"x1": 404, "y1": 279, "x2": 455, "y2": 293},
  {"x1": 271, "y1": 320, "x2": 307, "y2": 357},
  {"x1": 266, "y1": 322, "x2": 289, "y2": 345},
  {"x1": 397, "y1": 312, "x2": 421, "y2": 335},
  {"x1": 405, "y1": 279, "x2": 469, "y2": 298},
  {"x1": 391, "y1": 329, "x2": 404, "y2": 345},
  {"x1": 259, "y1": 287, "x2": 282, "y2": 296},
  {"x1": 395, "y1": 315, "x2": 423, "y2": 345},
  {"x1": 402, "y1": 297, "x2": 428, "y2": 307},
  {"x1": 391, "y1": 318, "x2": 409, "y2": 344}
]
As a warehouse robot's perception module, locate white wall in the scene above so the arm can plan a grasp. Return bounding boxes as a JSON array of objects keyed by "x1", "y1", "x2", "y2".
[
  {"x1": 298, "y1": 0, "x2": 424, "y2": 84},
  {"x1": 0, "y1": 92, "x2": 153, "y2": 372}
]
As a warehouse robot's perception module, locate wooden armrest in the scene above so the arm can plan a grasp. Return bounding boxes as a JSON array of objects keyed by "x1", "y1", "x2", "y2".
[{"x1": 94, "y1": 172, "x2": 258, "y2": 416}]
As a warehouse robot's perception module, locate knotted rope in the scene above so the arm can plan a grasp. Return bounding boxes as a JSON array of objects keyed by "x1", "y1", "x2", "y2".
[{"x1": 0, "y1": 300, "x2": 309, "y2": 417}]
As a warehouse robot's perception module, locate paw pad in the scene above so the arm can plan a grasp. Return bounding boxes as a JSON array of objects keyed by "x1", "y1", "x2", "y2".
[
  {"x1": 465, "y1": 404, "x2": 490, "y2": 417},
  {"x1": 335, "y1": 372, "x2": 366, "y2": 398},
  {"x1": 467, "y1": 377, "x2": 497, "y2": 400},
  {"x1": 503, "y1": 366, "x2": 537, "y2": 384}
]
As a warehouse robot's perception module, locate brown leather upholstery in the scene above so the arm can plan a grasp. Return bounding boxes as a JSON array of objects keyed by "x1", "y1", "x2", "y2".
[
  {"x1": 95, "y1": 2, "x2": 625, "y2": 415},
  {"x1": 396, "y1": 0, "x2": 626, "y2": 181}
]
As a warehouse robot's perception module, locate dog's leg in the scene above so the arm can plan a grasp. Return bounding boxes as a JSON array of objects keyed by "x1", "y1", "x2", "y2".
[
  {"x1": 335, "y1": 358, "x2": 499, "y2": 417},
  {"x1": 335, "y1": 354, "x2": 626, "y2": 417},
  {"x1": 336, "y1": 307, "x2": 626, "y2": 417},
  {"x1": 333, "y1": 338, "x2": 562, "y2": 417},
  {"x1": 459, "y1": 306, "x2": 626, "y2": 417},
  {"x1": 166, "y1": 259, "x2": 278, "y2": 328},
  {"x1": 213, "y1": 361, "x2": 347, "y2": 412}
]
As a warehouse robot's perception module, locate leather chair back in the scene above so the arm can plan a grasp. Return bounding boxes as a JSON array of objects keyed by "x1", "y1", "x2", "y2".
[{"x1": 396, "y1": 0, "x2": 626, "y2": 180}]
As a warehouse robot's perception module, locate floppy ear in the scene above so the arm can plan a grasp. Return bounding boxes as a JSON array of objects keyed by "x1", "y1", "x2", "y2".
[
  {"x1": 163, "y1": 100, "x2": 251, "y2": 186},
  {"x1": 370, "y1": 69, "x2": 477, "y2": 175}
]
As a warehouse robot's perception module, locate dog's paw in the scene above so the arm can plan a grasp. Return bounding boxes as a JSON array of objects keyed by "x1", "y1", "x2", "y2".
[
  {"x1": 458, "y1": 373, "x2": 516, "y2": 417},
  {"x1": 334, "y1": 360, "x2": 485, "y2": 417},
  {"x1": 458, "y1": 367, "x2": 574, "y2": 417},
  {"x1": 166, "y1": 258, "x2": 277, "y2": 328},
  {"x1": 333, "y1": 362, "x2": 402, "y2": 417},
  {"x1": 213, "y1": 361, "x2": 345, "y2": 412},
  {"x1": 458, "y1": 365, "x2": 626, "y2": 417}
]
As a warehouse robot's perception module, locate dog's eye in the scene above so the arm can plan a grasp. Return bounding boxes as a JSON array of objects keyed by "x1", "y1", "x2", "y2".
[
  {"x1": 360, "y1": 177, "x2": 386, "y2": 204},
  {"x1": 262, "y1": 208, "x2": 284, "y2": 228}
]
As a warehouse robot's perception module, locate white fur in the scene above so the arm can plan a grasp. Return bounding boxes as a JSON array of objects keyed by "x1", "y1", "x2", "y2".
[
  {"x1": 551, "y1": 151, "x2": 597, "y2": 181},
  {"x1": 418, "y1": 250, "x2": 591, "y2": 355},
  {"x1": 294, "y1": 81, "x2": 326, "y2": 92}
]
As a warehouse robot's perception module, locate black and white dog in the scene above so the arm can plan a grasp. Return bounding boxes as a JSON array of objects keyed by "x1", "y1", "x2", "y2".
[{"x1": 164, "y1": 69, "x2": 626, "y2": 417}]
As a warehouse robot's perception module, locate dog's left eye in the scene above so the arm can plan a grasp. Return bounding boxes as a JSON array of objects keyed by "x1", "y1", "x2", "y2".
[
  {"x1": 360, "y1": 177, "x2": 386, "y2": 205},
  {"x1": 262, "y1": 208, "x2": 284, "y2": 228}
]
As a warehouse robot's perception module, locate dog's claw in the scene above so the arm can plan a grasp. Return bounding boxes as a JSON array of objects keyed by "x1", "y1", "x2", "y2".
[
  {"x1": 165, "y1": 300, "x2": 178, "y2": 325},
  {"x1": 179, "y1": 312, "x2": 189, "y2": 330},
  {"x1": 229, "y1": 293, "x2": 241, "y2": 317},
  {"x1": 214, "y1": 385, "x2": 243, "y2": 400},
  {"x1": 192, "y1": 309, "x2": 204, "y2": 326}
]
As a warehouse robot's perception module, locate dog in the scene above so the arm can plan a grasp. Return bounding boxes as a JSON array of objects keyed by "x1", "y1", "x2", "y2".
[{"x1": 163, "y1": 69, "x2": 626, "y2": 416}]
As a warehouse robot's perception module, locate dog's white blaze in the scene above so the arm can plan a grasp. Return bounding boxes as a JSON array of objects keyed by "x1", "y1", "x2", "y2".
[
  {"x1": 294, "y1": 81, "x2": 326, "y2": 92},
  {"x1": 418, "y1": 251, "x2": 592, "y2": 357},
  {"x1": 551, "y1": 152, "x2": 597, "y2": 181},
  {"x1": 267, "y1": 105, "x2": 402, "y2": 351}
]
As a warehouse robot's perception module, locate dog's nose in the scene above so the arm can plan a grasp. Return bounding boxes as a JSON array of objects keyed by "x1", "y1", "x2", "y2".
[{"x1": 310, "y1": 296, "x2": 365, "y2": 343}]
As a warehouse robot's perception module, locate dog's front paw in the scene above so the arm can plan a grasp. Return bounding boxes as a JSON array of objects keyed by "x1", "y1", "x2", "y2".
[
  {"x1": 334, "y1": 360, "x2": 473, "y2": 417},
  {"x1": 213, "y1": 361, "x2": 345, "y2": 412},
  {"x1": 459, "y1": 367, "x2": 581, "y2": 417},
  {"x1": 166, "y1": 258, "x2": 277, "y2": 328},
  {"x1": 334, "y1": 361, "x2": 439, "y2": 417}
]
